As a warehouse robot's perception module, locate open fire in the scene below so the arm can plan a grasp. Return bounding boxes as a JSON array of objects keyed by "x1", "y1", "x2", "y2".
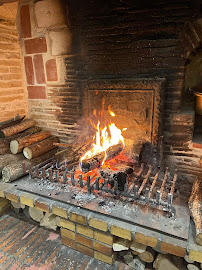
[{"x1": 80, "y1": 107, "x2": 126, "y2": 168}]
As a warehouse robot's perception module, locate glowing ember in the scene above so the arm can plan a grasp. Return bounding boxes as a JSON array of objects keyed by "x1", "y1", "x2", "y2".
[{"x1": 80, "y1": 108, "x2": 126, "y2": 166}]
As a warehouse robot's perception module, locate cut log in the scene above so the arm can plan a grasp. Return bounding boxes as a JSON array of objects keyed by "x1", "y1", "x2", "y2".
[
  {"x1": 187, "y1": 264, "x2": 200, "y2": 270},
  {"x1": 0, "y1": 115, "x2": 25, "y2": 130},
  {"x1": 0, "y1": 153, "x2": 25, "y2": 177},
  {"x1": 10, "y1": 131, "x2": 51, "y2": 154},
  {"x1": 0, "y1": 127, "x2": 41, "y2": 156},
  {"x1": 0, "y1": 119, "x2": 36, "y2": 138},
  {"x1": 130, "y1": 240, "x2": 147, "y2": 253},
  {"x1": 138, "y1": 246, "x2": 156, "y2": 263},
  {"x1": 81, "y1": 142, "x2": 124, "y2": 172},
  {"x1": 2, "y1": 149, "x2": 57, "y2": 182},
  {"x1": 23, "y1": 136, "x2": 59, "y2": 159},
  {"x1": 188, "y1": 178, "x2": 202, "y2": 246},
  {"x1": 0, "y1": 139, "x2": 9, "y2": 155}
]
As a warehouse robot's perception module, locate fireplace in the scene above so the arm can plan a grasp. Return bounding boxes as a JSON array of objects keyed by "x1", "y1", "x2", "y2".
[{"x1": 0, "y1": 0, "x2": 202, "y2": 268}]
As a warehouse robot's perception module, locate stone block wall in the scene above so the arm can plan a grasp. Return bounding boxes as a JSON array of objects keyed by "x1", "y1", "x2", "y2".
[
  {"x1": 17, "y1": 0, "x2": 80, "y2": 142},
  {"x1": 0, "y1": 2, "x2": 28, "y2": 123}
]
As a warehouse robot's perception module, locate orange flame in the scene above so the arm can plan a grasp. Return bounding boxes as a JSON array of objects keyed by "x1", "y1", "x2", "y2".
[
  {"x1": 108, "y1": 106, "x2": 116, "y2": 117},
  {"x1": 80, "y1": 121, "x2": 125, "y2": 165}
]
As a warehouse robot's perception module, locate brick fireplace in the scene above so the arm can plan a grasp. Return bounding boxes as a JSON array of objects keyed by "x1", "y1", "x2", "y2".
[{"x1": 0, "y1": 0, "x2": 202, "y2": 267}]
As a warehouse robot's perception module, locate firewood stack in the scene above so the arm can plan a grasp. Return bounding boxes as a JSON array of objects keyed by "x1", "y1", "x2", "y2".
[
  {"x1": 0, "y1": 116, "x2": 59, "y2": 182},
  {"x1": 188, "y1": 178, "x2": 202, "y2": 246}
]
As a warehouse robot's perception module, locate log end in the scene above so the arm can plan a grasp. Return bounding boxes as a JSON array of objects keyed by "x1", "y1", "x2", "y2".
[
  {"x1": 10, "y1": 140, "x2": 19, "y2": 154},
  {"x1": 23, "y1": 147, "x2": 32, "y2": 159}
]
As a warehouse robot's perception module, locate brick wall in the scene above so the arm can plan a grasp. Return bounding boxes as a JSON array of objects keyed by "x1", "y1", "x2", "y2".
[
  {"x1": 17, "y1": 0, "x2": 79, "y2": 142},
  {"x1": 17, "y1": 0, "x2": 202, "y2": 182},
  {"x1": 0, "y1": 2, "x2": 28, "y2": 123}
]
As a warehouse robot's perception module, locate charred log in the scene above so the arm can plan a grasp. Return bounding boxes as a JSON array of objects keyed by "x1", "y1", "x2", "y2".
[{"x1": 81, "y1": 142, "x2": 124, "y2": 173}]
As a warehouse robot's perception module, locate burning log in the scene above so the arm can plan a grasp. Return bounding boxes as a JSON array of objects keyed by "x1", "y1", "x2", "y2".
[
  {"x1": 23, "y1": 136, "x2": 59, "y2": 159},
  {"x1": 2, "y1": 149, "x2": 57, "y2": 182},
  {"x1": 188, "y1": 178, "x2": 202, "y2": 246},
  {"x1": 81, "y1": 142, "x2": 124, "y2": 172},
  {"x1": 10, "y1": 131, "x2": 51, "y2": 154},
  {"x1": 0, "y1": 126, "x2": 41, "y2": 155},
  {"x1": 0, "y1": 119, "x2": 36, "y2": 138}
]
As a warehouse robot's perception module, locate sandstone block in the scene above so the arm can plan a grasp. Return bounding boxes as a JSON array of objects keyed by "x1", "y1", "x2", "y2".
[
  {"x1": 35, "y1": 0, "x2": 66, "y2": 28},
  {"x1": 113, "y1": 238, "x2": 130, "y2": 251},
  {"x1": 49, "y1": 28, "x2": 72, "y2": 55}
]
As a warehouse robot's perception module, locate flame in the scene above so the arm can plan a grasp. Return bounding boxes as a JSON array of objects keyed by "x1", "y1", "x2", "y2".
[
  {"x1": 80, "y1": 121, "x2": 125, "y2": 165},
  {"x1": 108, "y1": 106, "x2": 116, "y2": 117}
]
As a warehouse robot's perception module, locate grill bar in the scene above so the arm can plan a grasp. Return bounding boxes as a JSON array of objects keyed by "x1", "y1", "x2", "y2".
[{"x1": 22, "y1": 161, "x2": 177, "y2": 216}]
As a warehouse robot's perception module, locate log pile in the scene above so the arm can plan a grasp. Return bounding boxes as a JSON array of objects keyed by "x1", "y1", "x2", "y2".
[
  {"x1": 188, "y1": 178, "x2": 202, "y2": 246},
  {"x1": 0, "y1": 116, "x2": 59, "y2": 182}
]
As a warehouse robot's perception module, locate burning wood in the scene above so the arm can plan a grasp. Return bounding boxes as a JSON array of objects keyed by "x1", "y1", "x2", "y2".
[{"x1": 81, "y1": 142, "x2": 124, "y2": 172}]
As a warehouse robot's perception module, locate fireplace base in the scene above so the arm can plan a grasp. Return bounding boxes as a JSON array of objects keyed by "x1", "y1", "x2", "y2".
[{"x1": 1, "y1": 180, "x2": 202, "y2": 265}]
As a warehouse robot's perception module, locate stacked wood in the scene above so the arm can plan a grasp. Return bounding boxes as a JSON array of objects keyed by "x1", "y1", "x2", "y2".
[
  {"x1": 10, "y1": 131, "x2": 51, "y2": 154},
  {"x1": 81, "y1": 142, "x2": 124, "y2": 172},
  {"x1": 0, "y1": 139, "x2": 9, "y2": 155},
  {"x1": 138, "y1": 247, "x2": 156, "y2": 263},
  {"x1": 0, "y1": 154, "x2": 25, "y2": 177},
  {"x1": 23, "y1": 136, "x2": 59, "y2": 159},
  {"x1": 0, "y1": 126, "x2": 41, "y2": 155},
  {"x1": 0, "y1": 116, "x2": 25, "y2": 130},
  {"x1": 2, "y1": 149, "x2": 57, "y2": 182},
  {"x1": 0, "y1": 119, "x2": 36, "y2": 138},
  {"x1": 188, "y1": 178, "x2": 202, "y2": 246}
]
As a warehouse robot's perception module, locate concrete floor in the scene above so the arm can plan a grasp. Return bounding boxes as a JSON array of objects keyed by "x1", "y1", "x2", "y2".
[{"x1": 0, "y1": 212, "x2": 131, "y2": 270}]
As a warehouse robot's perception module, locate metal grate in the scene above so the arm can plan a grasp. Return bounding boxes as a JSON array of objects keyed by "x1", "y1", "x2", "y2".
[{"x1": 22, "y1": 160, "x2": 178, "y2": 217}]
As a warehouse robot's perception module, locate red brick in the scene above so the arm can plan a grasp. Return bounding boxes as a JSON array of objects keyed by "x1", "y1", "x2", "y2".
[
  {"x1": 24, "y1": 38, "x2": 47, "y2": 54},
  {"x1": 46, "y1": 59, "x2": 58, "y2": 81},
  {"x1": 20, "y1": 5, "x2": 31, "y2": 38},
  {"x1": 76, "y1": 234, "x2": 93, "y2": 248},
  {"x1": 76, "y1": 244, "x2": 93, "y2": 257},
  {"x1": 94, "y1": 241, "x2": 113, "y2": 256},
  {"x1": 24, "y1": 56, "x2": 34, "y2": 85},
  {"x1": 27, "y1": 86, "x2": 47, "y2": 99},
  {"x1": 61, "y1": 236, "x2": 76, "y2": 249},
  {"x1": 193, "y1": 142, "x2": 202, "y2": 149},
  {"x1": 33, "y1": 54, "x2": 46, "y2": 84}
]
